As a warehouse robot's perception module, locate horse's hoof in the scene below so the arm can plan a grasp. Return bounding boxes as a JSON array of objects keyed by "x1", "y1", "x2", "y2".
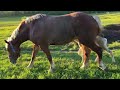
[
  {"x1": 48, "y1": 68, "x2": 55, "y2": 74},
  {"x1": 98, "y1": 66, "x2": 108, "y2": 72},
  {"x1": 27, "y1": 65, "x2": 33, "y2": 68},
  {"x1": 80, "y1": 65, "x2": 88, "y2": 69},
  {"x1": 80, "y1": 65, "x2": 85, "y2": 69},
  {"x1": 48, "y1": 69, "x2": 53, "y2": 74},
  {"x1": 94, "y1": 60, "x2": 98, "y2": 63},
  {"x1": 104, "y1": 67, "x2": 108, "y2": 72},
  {"x1": 94, "y1": 58, "x2": 98, "y2": 63},
  {"x1": 112, "y1": 61, "x2": 116, "y2": 63},
  {"x1": 80, "y1": 63, "x2": 89, "y2": 69}
]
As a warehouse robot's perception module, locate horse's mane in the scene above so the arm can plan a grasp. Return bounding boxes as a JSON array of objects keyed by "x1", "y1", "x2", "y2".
[
  {"x1": 25, "y1": 14, "x2": 47, "y2": 23},
  {"x1": 7, "y1": 20, "x2": 25, "y2": 42},
  {"x1": 7, "y1": 14, "x2": 47, "y2": 42}
]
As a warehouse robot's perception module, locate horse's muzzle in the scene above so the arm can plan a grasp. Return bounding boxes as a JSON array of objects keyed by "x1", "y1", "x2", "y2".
[
  {"x1": 10, "y1": 60, "x2": 16, "y2": 64},
  {"x1": 9, "y1": 57, "x2": 16, "y2": 64}
]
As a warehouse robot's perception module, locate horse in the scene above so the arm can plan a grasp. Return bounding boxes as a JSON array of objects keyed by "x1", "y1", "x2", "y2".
[
  {"x1": 76, "y1": 15, "x2": 115, "y2": 65},
  {"x1": 5, "y1": 12, "x2": 106, "y2": 72}
]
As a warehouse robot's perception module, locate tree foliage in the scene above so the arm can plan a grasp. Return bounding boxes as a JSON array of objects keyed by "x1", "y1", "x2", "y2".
[{"x1": 0, "y1": 11, "x2": 108, "y2": 17}]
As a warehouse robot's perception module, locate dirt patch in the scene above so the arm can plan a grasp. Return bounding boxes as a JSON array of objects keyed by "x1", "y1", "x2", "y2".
[
  {"x1": 101, "y1": 25, "x2": 120, "y2": 43},
  {"x1": 104, "y1": 24, "x2": 120, "y2": 31}
]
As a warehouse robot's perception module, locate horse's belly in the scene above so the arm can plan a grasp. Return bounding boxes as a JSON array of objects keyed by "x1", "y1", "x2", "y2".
[
  {"x1": 49, "y1": 35, "x2": 75, "y2": 45},
  {"x1": 49, "y1": 40, "x2": 72, "y2": 45}
]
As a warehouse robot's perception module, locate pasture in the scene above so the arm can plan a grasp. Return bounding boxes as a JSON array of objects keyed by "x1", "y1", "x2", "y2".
[{"x1": 0, "y1": 12, "x2": 120, "y2": 79}]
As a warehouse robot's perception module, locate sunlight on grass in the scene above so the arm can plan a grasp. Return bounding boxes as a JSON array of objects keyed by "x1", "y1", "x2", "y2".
[
  {"x1": 98, "y1": 12, "x2": 120, "y2": 26},
  {"x1": 0, "y1": 12, "x2": 120, "y2": 79}
]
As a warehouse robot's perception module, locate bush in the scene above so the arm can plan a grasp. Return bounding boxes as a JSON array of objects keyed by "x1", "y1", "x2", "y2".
[{"x1": 0, "y1": 11, "x2": 112, "y2": 17}]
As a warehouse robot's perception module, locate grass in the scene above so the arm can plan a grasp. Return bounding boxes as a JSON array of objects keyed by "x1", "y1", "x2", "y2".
[
  {"x1": 0, "y1": 12, "x2": 120, "y2": 79},
  {"x1": 96, "y1": 12, "x2": 120, "y2": 26}
]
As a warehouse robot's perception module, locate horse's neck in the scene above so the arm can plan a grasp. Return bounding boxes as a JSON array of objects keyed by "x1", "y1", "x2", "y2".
[{"x1": 11, "y1": 29, "x2": 29, "y2": 47}]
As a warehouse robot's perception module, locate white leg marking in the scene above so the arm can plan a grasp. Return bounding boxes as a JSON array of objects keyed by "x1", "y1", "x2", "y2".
[
  {"x1": 51, "y1": 62, "x2": 55, "y2": 69},
  {"x1": 80, "y1": 62, "x2": 89, "y2": 69},
  {"x1": 102, "y1": 39, "x2": 116, "y2": 63},
  {"x1": 98, "y1": 61, "x2": 106, "y2": 70},
  {"x1": 27, "y1": 62, "x2": 34, "y2": 68},
  {"x1": 95, "y1": 56, "x2": 99, "y2": 62},
  {"x1": 49, "y1": 62, "x2": 55, "y2": 73},
  {"x1": 110, "y1": 51, "x2": 116, "y2": 63}
]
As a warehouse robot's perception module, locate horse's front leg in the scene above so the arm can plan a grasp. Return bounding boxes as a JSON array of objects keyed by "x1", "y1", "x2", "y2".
[
  {"x1": 27, "y1": 44, "x2": 39, "y2": 68},
  {"x1": 40, "y1": 43, "x2": 55, "y2": 73}
]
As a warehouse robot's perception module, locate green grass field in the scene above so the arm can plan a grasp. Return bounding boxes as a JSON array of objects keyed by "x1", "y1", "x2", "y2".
[{"x1": 0, "y1": 12, "x2": 120, "y2": 79}]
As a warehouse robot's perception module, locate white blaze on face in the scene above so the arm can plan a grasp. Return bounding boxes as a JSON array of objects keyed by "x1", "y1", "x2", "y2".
[
  {"x1": 5, "y1": 43, "x2": 8, "y2": 50},
  {"x1": 99, "y1": 61, "x2": 106, "y2": 70},
  {"x1": 5, "y1": 37, "x2": 11, "y2": 50},
  {"x1": 5, "y1": 37, "x2": 12, "y2": 50}
]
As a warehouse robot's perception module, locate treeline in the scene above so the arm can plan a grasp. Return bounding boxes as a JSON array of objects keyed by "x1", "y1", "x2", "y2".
[{"x1": 0, "y1": 11, "x2": 110, "y2": 17}]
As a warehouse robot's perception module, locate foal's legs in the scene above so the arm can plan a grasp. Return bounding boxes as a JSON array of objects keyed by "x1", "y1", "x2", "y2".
[
  {"x1": 95, "y1": 36, "x2": 115, "y2": 62},
  {"x1": 79, "y1": 44, "x2": 91, "y2": 69},
  {"x1": 27, "y1": 44, "x2": 39, "y2": 68},
  {"x1": 40, "y1": 44, "x2": 55, "y2": 72},
  {"x1": 79, "y1": 39, "x2": 106, "y2": 70},
  {"x1": 77, "y1": 45, "x2": 83, "y2": 59},
  {"x1": 76, "y1": 41, "x2": 91, "y2": 68}
]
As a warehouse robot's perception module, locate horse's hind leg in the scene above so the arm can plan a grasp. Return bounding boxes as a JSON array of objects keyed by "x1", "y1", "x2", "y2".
[
  {"x1": 95, "y1": 36, "x2": 115, "y2": 62},
  {"x1": 109, "y1": 51, "x2": 115, "y2": 63},
  {"x1": 27, "y1": 44, "x2": 39, "y2": 68},
  {"x1": 101, "y1": 37, "x2": 115, "y2": 62},
  {"x1": 40, "y1": 44, "x2": 55, "y2": 73},
  {"x1": 86, "y1": 42, "x2": 106, "y2": 71},
  {"x1": 79, "y1": 44, "x2": 91, "y2": 69}
]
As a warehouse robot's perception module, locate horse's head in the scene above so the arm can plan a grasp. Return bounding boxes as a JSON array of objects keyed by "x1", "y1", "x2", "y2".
[
  {"x1": 4, "y1": 40, "x2": 20, "y2": 64},
  {"x1": 4, "y1": 20, "x2": 28, "y2": 64}
]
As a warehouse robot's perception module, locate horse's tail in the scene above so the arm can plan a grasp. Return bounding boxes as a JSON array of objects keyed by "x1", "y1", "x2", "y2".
[
  {"x1": 92, "y1": 15, "x2": 103, "y2": 30},
  {"x1": 92, "y1": 15, "x2": 104, "y2": 37},
  {"x1": 97, "y1": 26, "x2": 105, "y2": 37}
]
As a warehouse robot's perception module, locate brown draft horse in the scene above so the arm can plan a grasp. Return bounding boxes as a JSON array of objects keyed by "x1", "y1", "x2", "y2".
[{"x1": 5, "y1": 12, "x2": 107, "y2": 72}]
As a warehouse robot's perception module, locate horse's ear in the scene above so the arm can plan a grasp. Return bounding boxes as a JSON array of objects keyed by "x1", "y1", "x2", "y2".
[{"x1": 4, "y1": 40, "x2": 9, "y2": 44}]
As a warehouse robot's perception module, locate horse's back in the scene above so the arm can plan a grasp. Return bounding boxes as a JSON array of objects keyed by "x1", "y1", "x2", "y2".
[{"x1": 29, "y1": 12, "x2": 100, "y2": 45}]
